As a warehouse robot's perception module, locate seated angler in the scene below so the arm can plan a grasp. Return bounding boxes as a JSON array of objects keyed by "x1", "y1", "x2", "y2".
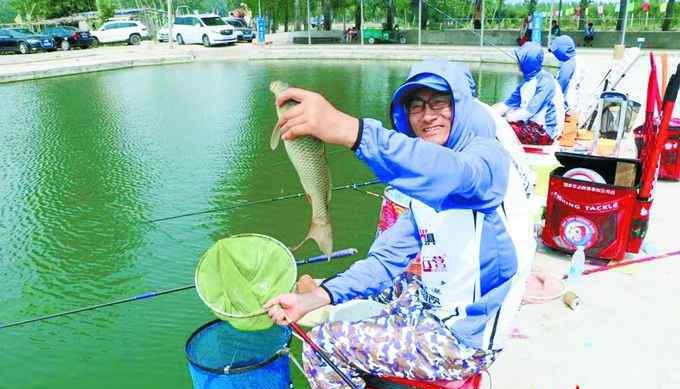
[
  {"x1": 549, "y1": 35, "x2": 583, "y2": 146},
  {"x1": 264, "y1": 60, "x2": 534, "y2": 388},
  {"x1": 495, "y1": 42, "x2": 565, "y2": 146}
]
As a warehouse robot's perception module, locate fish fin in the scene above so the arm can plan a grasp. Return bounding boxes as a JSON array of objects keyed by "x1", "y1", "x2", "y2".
[
  {"x1": 270, "y1": 125, "x2": 282, "y2": 150},
  {"x1": 307, "y1": 221, "x2": 333, "y2": 258},
  {"x1": 289, "y1": 237, "x2": 309, "y2": 252}
]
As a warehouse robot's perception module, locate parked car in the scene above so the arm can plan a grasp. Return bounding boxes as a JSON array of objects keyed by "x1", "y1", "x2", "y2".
[
  {"x1": 173, "y1": 14, "x2": 236, "y2": 47},
  {"x1": 223, "y1": 17, "x2": 253, "y2": 42},
  {"x1": 43, "y1": 26, "x2": 92, "y2": 50},
  {"x1": 0, "y1": 28, "x2": 55, "y2": 54},
  {"x1": 90, "y1": 20, "x2": 149, "y2": 46},
  {"x1": 309, "y1": 16, "x2": 325, "y2": 29},
  {"x1": 157, "y1": 27, "x2": 169, "y2": 42}
]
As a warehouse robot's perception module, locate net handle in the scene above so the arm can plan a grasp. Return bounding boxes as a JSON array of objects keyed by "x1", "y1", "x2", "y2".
[
  {"x1": 200, "y1": 247, "x2": 358, "y2": 319},
  {"x1": 289, "y1": 322, "x2": 360, "y2": 389}
]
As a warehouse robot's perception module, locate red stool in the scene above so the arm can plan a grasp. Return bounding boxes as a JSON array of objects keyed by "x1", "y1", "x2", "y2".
[{"x1": 365, "y1": 373, "x2": 482, "y2": 389}]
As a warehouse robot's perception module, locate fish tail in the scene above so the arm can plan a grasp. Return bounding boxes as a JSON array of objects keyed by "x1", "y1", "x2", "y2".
[
  {"x1": 291, "y1": 221, "x2": 333, "y2": 257},
  {"x1": 309, "y1": 220, "x2": 333, "y2": 258}
]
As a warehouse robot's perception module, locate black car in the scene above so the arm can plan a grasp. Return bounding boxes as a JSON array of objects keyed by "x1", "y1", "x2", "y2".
[
  {"x1": 43, "y1": 26, "x2": 92, "y2": 51},
  {"x1": 0, "y1": 28, "x2": 55, "y2": 54},
  {"x1": 223, "y1": 17, "x2": 253, "y2": 42}
]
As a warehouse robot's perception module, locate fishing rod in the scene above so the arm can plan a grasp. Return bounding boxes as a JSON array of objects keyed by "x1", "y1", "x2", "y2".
[
  {"x1": 351, "y1": 185, "x2": 384, "y2": 200},
  {"x1": 0, "y1": 248, "x2": 358, "y2": 330},
  {"x1": 580, "y1": 49, "x2": 644, "y2": 128},
  {"x1": 559, "y1": 249, "x2": 680, "y2": 280},
  {"x1": 583, "y1": 249, "x2": 680, "y2": 276},
  {"x1": 148, "y1": 179, "x2": 381, "y2": 223},
  {"x1": 289, "y1": 321, "x2": 361, "y2": 389}
]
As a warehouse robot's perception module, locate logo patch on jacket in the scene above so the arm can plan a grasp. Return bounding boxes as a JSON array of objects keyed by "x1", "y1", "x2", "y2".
[
  {"x1": 422, "y1": 254, "x2": 447, "y2": 272},
  {"x1": 419, "y1": 229, "x2": 436, "y2": 245}
]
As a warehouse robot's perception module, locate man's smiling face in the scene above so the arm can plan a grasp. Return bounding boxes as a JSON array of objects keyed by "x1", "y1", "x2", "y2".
[{"x1": 406, "y1": 88, "x2": 453, "y2": 145}]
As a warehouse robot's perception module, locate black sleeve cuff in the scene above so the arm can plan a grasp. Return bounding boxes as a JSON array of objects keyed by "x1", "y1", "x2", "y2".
[
  {"x1": 319, "y1": 278, "x2": 337, "y2": 305},
  {"x1": 351, "y1": 118, "x2": 364, "y2": 152}
]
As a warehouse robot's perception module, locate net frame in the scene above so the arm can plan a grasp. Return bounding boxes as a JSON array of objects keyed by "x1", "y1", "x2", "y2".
[
  {"x1": 185, "y1": 319, "x2": 292, "y2": 375},
  {"x1": 194, "y1": 233, "x2": 297, "y2": 320}
]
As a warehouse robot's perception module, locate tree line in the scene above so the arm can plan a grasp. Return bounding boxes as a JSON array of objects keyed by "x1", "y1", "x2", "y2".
[{"x1": 0, "y1": 0, "x2": 677, "y2": 32}]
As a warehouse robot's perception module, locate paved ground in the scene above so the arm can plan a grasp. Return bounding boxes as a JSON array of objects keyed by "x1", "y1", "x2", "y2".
[{"x1": 2, "y1": 40, "x2": 679, "y2": 389}]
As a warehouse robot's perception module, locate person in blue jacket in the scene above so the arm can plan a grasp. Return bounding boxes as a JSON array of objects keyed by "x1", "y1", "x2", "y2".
[
  {"x1": 549, "y1": 35, "x2": 583, "y2": 146},
  {"x1": 264, "y1": 60, "x2": 534, "y2": 388},
  {"x1": 495, "y1": 42, "x2": 565, "y2": 145}
]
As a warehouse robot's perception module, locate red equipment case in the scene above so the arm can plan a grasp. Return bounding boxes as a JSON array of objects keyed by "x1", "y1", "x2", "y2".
[
  {"x1": 543, "y1": 53, "x2": 680, "y2": 261},
  {"x1": 541, "y1": 152, "x2": 643, "y2": 261}
]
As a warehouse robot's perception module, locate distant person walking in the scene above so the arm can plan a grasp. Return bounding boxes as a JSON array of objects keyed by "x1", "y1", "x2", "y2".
[
  {"x1": 551, "y1": 20, "x2": 561, "y2": 37},
  {"x1": 584, "y1": 22, "x2": 595, "y2": 47}
]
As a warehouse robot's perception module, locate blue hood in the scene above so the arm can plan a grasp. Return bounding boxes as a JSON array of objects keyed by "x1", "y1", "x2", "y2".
[
  {"x1": 390, "y1": 60, "x2": 494, "y2": 152},
  {"x1": 549, "y1": 35, "x2": 576, "y2": 62},
  {"x1": 454, "y1": 62, "x2": 478, "y2": 97},
  {"x1": 549, "y1": 35, "x2": 576, "y2": 94},
  {"x1": 515, "y1": 42, "x2": 543, "y2": 80}
]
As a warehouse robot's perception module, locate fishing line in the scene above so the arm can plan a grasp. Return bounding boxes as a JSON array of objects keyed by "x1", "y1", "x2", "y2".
[
  {"x1": 425, "y1": 0, "x2": 517, "y2": 61},
  {"x1": 147, "y1": 179, "x2": 381, "y2": 223},
  {"x1": 0, "y1": 248, "x2": 358, "y2": 330}
]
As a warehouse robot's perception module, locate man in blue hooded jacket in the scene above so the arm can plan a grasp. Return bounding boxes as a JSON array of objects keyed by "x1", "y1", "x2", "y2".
[
  {"x1": 264, "y1": 60, "x2": 534, "y2": 388},
  {"x1": 550, "y1": 35, "x2": 583, "y2": 146},
  {"x1": 495, "y1": 42, "x2": 565, "y2": 146}
]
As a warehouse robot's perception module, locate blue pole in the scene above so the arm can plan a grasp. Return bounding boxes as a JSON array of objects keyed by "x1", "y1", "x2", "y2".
[{"x1": 0, "y1": 248, "x2": 359, "y2": 330}]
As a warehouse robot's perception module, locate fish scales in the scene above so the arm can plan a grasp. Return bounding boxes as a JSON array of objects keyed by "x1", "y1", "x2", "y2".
[{"x1": 270, "y1": 81, "x2": 333, "y2": 257}]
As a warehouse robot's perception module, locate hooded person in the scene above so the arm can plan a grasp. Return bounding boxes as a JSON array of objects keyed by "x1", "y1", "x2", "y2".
[
  {"x1": 550, "y1": 35, "x2": 584, "y2": 146},
  {"x1": 495, "y1": 42, "x2": 565, "y2": 146},
  {"x1": 265, "y1": 60, "x2": 535, "y2": 388}
]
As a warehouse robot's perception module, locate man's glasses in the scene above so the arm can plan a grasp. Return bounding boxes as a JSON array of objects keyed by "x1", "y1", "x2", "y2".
[{"x1": 406, "y1": 94, "x2": 452, "y2": 115}]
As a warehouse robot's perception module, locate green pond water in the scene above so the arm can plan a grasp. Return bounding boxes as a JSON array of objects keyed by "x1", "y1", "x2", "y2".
[{"x1": 0, "y1": 60, "x2": 520, "y2": 389}]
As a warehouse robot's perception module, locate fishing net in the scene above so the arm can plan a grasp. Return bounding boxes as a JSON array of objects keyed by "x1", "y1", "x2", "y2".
[
  {"x1": 185, "y1": 319, "x2": 292, "y2": 389},
  {"x1": 195, "y1": 234, "x2": 297, "y2": 331}
]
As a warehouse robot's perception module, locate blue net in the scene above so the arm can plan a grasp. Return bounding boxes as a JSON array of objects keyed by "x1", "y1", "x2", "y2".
[{"x1": 185, "y1": 320, "x2": 292, "y2": 389}]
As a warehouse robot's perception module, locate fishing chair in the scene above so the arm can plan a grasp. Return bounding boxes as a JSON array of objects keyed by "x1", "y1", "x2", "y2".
[{"x1": 365, "y1": 373, "x2": 482, "y2": 389}]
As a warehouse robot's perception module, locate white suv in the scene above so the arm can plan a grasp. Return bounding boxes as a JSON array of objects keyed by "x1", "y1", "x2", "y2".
[
  {"x1": 173, "y1": 14, "x2": 236, "y2": 47},
  {"x1": 91, "y1": 20, "x2": 149, "y2": 46}
]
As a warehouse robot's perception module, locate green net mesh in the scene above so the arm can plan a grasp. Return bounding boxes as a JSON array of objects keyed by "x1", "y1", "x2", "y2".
[{"x1": 195, "y1": 234, "x2": 297, "y2": 331}]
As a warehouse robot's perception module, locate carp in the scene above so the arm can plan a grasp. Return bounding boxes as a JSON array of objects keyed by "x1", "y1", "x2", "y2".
[{"x1": 269, "y1": 80, "x2": 333, "y2": 257}]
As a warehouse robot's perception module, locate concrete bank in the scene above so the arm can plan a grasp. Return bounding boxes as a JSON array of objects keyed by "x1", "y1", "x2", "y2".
[
  {"x1": 0, "y1": 41, "x2": 628, "y2": 84},
  {"x1": 3, "y1": 42, "x2": 677, "y2": 114}
]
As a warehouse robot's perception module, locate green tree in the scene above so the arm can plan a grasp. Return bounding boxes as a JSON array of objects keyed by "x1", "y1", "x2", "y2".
[
  {"x1": 662, "y1": 0, "x2": 675, "y2": 31},
  {"x1": 96, "y1": 0, "x2": 115, "y2": 20},
  {"x1": 578, "y1": 0, "x2": 590, "y2": 30},
  {"x1": 411, "y1": 0, "x2": 427, "y2": 29},
  {"x1": 525, "y1": 0, "x2": 537, "y2": 15},
  {"x1": 8, "y1": 0, "x2": 40, "y2": 20},
  {"x1": 386, "y1": 0, "x2": 395, "y2": 30},
  {"x1": 0, "y1": 0, "x2": 17, "y2": 22},
  {"x1": 616, "y1": 0, "x2": 627, "y2": 31},
  {"x1": 322, "y1": 0, "x2": 332, "y2": 30}
]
